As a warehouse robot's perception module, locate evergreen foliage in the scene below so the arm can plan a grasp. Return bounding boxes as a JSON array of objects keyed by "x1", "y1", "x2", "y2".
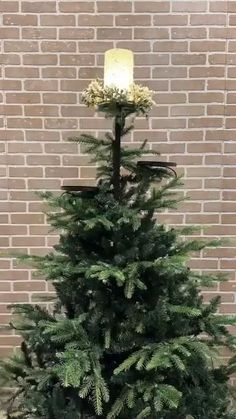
[{"x1": 1, "y1": 100, "x2": 236, "y2": 418}]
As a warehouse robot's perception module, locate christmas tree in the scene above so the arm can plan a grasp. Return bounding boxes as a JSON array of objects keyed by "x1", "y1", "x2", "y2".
[{"x1": 1, "y1": 50, "x2": 236, "y2": 419}]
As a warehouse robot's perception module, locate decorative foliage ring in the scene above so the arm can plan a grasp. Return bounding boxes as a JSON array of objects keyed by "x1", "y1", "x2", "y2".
[{"x1": 82, "y1": 79, "x2": 154, "y2": 117}]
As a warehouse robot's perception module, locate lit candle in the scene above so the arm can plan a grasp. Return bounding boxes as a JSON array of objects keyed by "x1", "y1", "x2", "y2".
[{"x1": 104, "y1": 48, "x2": 134, "y2": 91}]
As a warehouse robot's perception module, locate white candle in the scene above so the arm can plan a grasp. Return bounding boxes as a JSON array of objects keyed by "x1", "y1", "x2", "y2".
[{"x1": 104, "y1": 48, "x2": 134, "y2": 91}]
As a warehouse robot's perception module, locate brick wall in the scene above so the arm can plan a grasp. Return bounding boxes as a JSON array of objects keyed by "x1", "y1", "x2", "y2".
[{"x1": 0, "y1": 0, "x2": 236, "y2": 355}]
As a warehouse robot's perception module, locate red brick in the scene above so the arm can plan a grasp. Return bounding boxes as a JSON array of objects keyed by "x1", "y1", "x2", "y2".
[
  {"x1": 115, "y1": 15, "x2": 151, "y2": 26},
  {"x1": 220, "y1": 282, "x2": 236, "y2": 292},
  {"x1": 27, "y1": 155, "x2": 60, "y2": 166},
  {"x1": 222, "y1": 156, "x2": 235, "y2": 170},
  {"x1": 43, "y1": 93, "x2": 77, "y2": 104},
  {"x1": 7, "y1": 118, "x2": 42, "y2": 129},
  {"x1": 170, "y1": 130, "x2": 203, "y2": 141},
  {"x1": 209, "y1": 28, "x2": 236, "y2": 39},
  {"x1": 14, "y1": 281, "x2": 46, "y2": 292},
  {"x1": 189, "y1": 256, "x2": 217, "y2": 269},
  {"x1": 59, "y1": 1, "x2": 95, "y2": 13},
  {"x1": 210, "y1": 1, "x2": 228, "y2": 12},
  {"x1": 189, "y1": 92, "x2": 224, "y2": 103},
  {"x1": 0, "y1": 2, "x2": 18, "y2": 12},
  {"x1": 205, "y1": 155, "x2": 222, "y2": 165},
  {"x1": 78, "y1": 14, "x2": 113, "y2": 26},
  {"x1": 3, "y1": 14, "x2": 38, "y2": 26},
  {"x1": 44, "y1": 118, "x2": 77, "y2": 129},
  {"x1": 226, "y1": 119, "x2": 236, "y2": 129},
  {"x1": 25, "y1": 105, "x2": 59, "y2": 117},
  {"x1": 60, "y1": 54, "x2": 94, "y2": 66},
  {"x1": 8, "y1": 142, "x2": 42, "y2": 153},
  {"x1": 78, "y1": 67, "x2": 103, "y2": 79},
  {"x1": 191, "y1": 14, "x2": 226, "y2": 25},
  {"x1": 22, "y1": 2, "x2": 56, "y2": 12},
  {"x1": 11, "y1": 214, "x2": 45, "y2": 224},
  {"x1": 12, "y1": 236, "x2": 46, "y2": 247},
  {"x1": 4, "y1": 41, "x2": 39, "y2": 52},
  {"x1": 24, "y1": 80, "x2": 58, "y2": 91},
  {"x1": 154, "y1": 15, "x2": 188, "y2": 26},
  {"x1": 209, "y1": 53, "x2": 227, "y2": 65},
  {"x1": 172, "y1": 53, "x2": 206, "y2": 65},
  {"x1": 172, "y1": 80, "x2": 205, "y2": 91},
  {"x1": 78, "y1": 41, "x2": 113, "y2": 53},
  {"x1": 41, "y1": 41, "x2": 76, "y2": 53},
  {"x1": 229, "y1": 16, "x2": 236, "y2": 26},
  {"x1": 220, "y1": 261, "x2": 236, "y2": 270},
  {"x1": 228, "y1": 1, "x2": 236, "y2": 12},
  {"x1": 135, "y1": 54, "x2": 169, "y2": 66},
  {"x1": 228, "y1": 67, "x2": 236, "y2": 78},
  {"x1": 0, "y1": 225, "x2": 27, "y2": 235},
  {"x1": 190, "y1": 41, "x2": 225, "y2": 52},
  {"x1": 153, "y1": 67, "x2": 187, "y2": 78},
  {"x1": 208, "y1": 104, "x2": 225, "y2": 116},
  {"x1": 0, "y1": 28, "x2": 19, "y2": 39},
  {"x1": 0, "y1": 54, "x2": 20, "y2": 65},
  {"x1": 45, "y1": 143, "x2": 78, "y2": 154},
  {"x1": 208, "y1": 79, "x2": 226, "y2": 90},
  {"x1": 1, "y1": 130, "x2": 24, "y2": 141},
  {"x1": 23, "y1": 54, "x2": 57, "y2": 65},
  {"x1": 190, "y1": 66, "x2": 225, "y2": 78},
  {"x1": 42, "y1": 67, "x2": 76, "y2": 79},
  {"x1": 134, "y1": 28, "x2": 169, "y2": 39},
  {"x1": 188, "y1": 118, "x2": 223, "y2": 128},
  {"x1": 63, "y1": 155, "x2": 94, "y2": 166},
  {"x1": 151, "y1": 118, "x2": 186, "y2": 129},
  {"x1": 29, "y1": 226, "x2": 53, "y2": 235},
  {"x1": 61, "y1": 106, "x2": 94, "y2": 117},
  {"x1": 152, "y1": 142, "x2": 185, "y2": 154},
  {"x1": 172, "y1": 28, "x2": 206, "y2": 39},
  {"x1": 0, "y1": 281, "x2": 11, "y2": 291},
  {"x1": 5, "y1": 67, "x2": 39, "y2": 78},
  {"x1": 171, "y1": 105, "x2": 204, "y2": 117},
  {"x1": 187, "y1": 142, "x2": 221, "y2": 154},
  {"x1": 135, "y1": 1, "x2": 169, "y2": 12},
  {"x1": 81, "y1": 167, "x2": 97, "y2": 178},
  {"x1": 9, "y1": 166, "x2": 43, "y2": 178},
  {"x1": 0, "y1": 238, "x2": 10, "y2": 247},
  {"x1": 154, "y1": 41, "x2": 188, "y2": 52},
  {"x1": 59, "y1": 28, "x2": 94, "y2": 40},
  {"x1": 0, "y1": 293, "x2": 29, "y2": 303},
  {"x1": 61, "y1": 80, "x2": 89, "y2": 91},
  {"x1": 40, "y1": 15, "x2": 75, "y2": 26},
  {"x1": 225, "y1": 143, "x2": 236, "y2": 153},
  {"x1": 45, "y1": 167, "x2": 78, "y2": 178},
  {"x1": 204, "y1": 178, "x2": 222, "y2": 189},
  {"x1": 22, "y1": 28, "x2": 56, "y2": 39},
  {"x1": 186, "y1": 214, "x2": 219, "y2": 224},
  {"x1": 6, "y1": 93, "x2": 40, "y2": 104},
  {"x1": 25, "y1": 130, "x2": 60, "y2": 142},
  {"x1": 0, "y1": 105, "x2": 22, "y2": 116},
  {"x1": 172, "y1": 1, "x2": 207, "y2": 12},
  {"x1": 226, "y1": 41, "x2": 236, "y2": 53},
  {"x1": 97, "y1": 28, "x2": 132, "y2": 40},
  {"x1": 116, "y1": 41, "x2": 151, "y2": 52},
  {"x1": 0, "y1": 80, "x2": 21, "y2": 91},
  {"x1": 28, "y1": 179, "x2": 61, "y2": 190}
]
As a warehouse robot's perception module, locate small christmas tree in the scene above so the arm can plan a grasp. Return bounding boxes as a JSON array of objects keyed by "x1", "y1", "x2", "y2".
[{"x1": 1, "y1": 54, "x2": 236, "y2": 418}]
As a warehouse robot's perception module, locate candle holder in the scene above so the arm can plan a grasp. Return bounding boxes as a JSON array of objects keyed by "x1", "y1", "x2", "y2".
[{"x1": 61, "y1": 49, "x2": 177, "y2": 199}]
